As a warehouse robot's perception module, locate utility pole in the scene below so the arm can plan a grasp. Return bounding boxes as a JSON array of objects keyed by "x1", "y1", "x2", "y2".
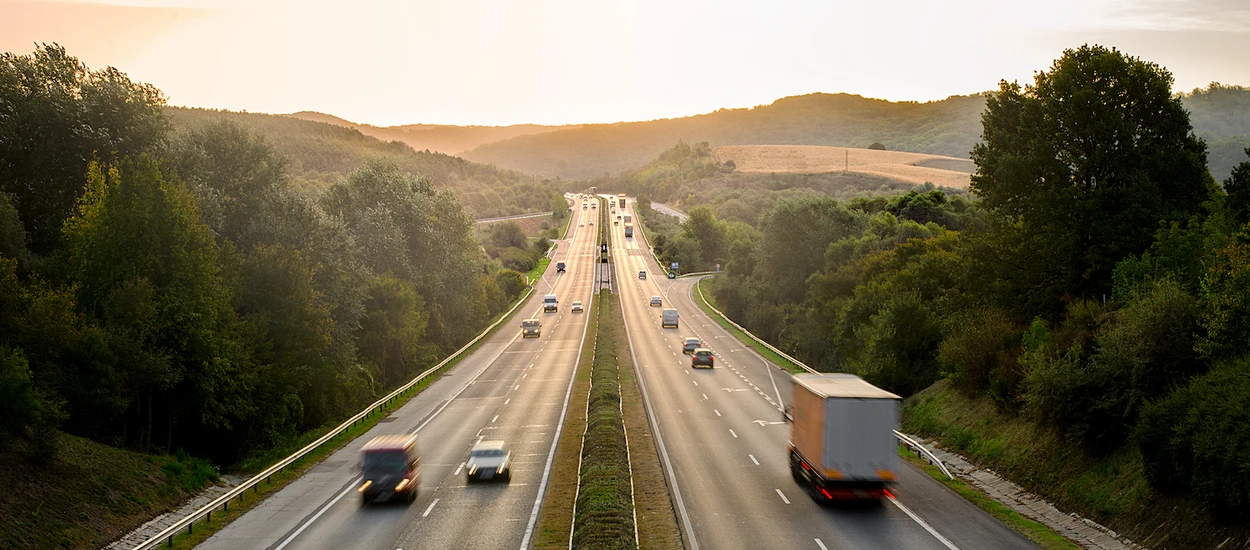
[{"x1": 844, "y1": 149, "x2": 848, "y2": 172}]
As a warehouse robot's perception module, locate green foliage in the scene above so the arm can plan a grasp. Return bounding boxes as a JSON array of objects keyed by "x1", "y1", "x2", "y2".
[
  {"x1": 1136, "y1": 357, "x2": 1250, "y2": 518},
  {"x1": 0, "y1": 44, "x2": 169, "y2": 255},
  {"x1": 939, "y1": 307, "x2": 1020, "y2": 400},
  {"x1": 1197, "y1": 227, "x2": 1250, "y2": 360},
  {"x1": 0, "y1": 345, "x2": 36, "y2": 447},
  {"x1": 1224, "y1": 147, "x2": 1250, "y2": 226},
  {"x1": 486, "y1": 221, "x2": 528, "y2": 250},
  {"x1": 971, "y1": 45, "x2": 1213, "y2": 317},
  {"x1": 0, "y1": 192, "x2": 26, "y2": 264},
  {"x1": 868, "y1": 142, "x2": 886, "y2": 150},
  {"x1": 757, "y1": 196, "x2": 866, "y2": 303},
  {"x1": 858, "y1": 292, "x2": 944, "y2": 396}
]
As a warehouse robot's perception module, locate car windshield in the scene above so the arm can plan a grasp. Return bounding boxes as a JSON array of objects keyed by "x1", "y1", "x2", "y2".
[
  {"x1": 686, "y1": 339, "x2": 699, "y2": 344},
  {"x1": 471, "y1": 449, "x2": 506, "y2": 458},
  {"x1": 363, "y1": 450, "x2": 407, "y2": 471}
]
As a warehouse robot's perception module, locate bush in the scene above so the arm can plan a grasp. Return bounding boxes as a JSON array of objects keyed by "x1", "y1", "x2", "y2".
[
  {"x1": 497, "y1": 246, "x2": 535, "y2": 273},
  {"x1": 494, "y1": 269, "x2": 528, "y2": 302},
  {"x1": 868, "y1": 142, "x2": 887, "y2": 150},
  {"x1": 939, "y1": 307, "x2": 1019, "y2": 398},
  {"x1": 1136, "y1": 357, "x2": 1250, "y2": 518}
]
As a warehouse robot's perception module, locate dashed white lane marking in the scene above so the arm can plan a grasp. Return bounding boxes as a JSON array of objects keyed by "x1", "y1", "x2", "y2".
[
  {"x1": 815, "y1": 539, "x2": 829, "y2": 550},
  {"x1": 702, "y1": 394, "x2": 708, "y2": 400},
  {"x1": 714, "y1": 409, "x2": 721, "y2": 417},
  {"x1": 749, "y1": 454, "x2": 759, "y2": 465},
  {"x1": 729, "y1": 429, "x2": 738, "y2": 438},
  {"x1": 514, "y1": 385, "x2": 521, "y2": 390},
  {"x1": 504, "y1": 398, "x2": 511, "y2": 405},
  {"x1": 422, "y1": 498, "x2": 440, "y2": 517},
  {"x1": 775, "y1": 489, "x2": 790, "y2": 504},
  {"x1": 692, "y1": 380, "x2": 699, "y2": 386},
  {"x1": 454, "y1": 462, "x2": 465, "y2": 475},
  {"x1": 492, "y1": 415, "x2": 499, "y2": 423},
  {"x1": 887, "y1": 494, "x2": 960, "y2": 550}
]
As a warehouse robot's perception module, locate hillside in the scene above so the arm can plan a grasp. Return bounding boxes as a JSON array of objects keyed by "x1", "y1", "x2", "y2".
[
  {"x1": 461, "y1": 87, "x2": 1250, "y2": 183},
  {"x1": 166, "y1": 107, "x2": 561, "y2": 219},
  {"x1": 713, "y1": 145, "x2": 973, "y2": 189},
  {"x1": 287, "y1": 111, "x2": 567, "y2": 155}
]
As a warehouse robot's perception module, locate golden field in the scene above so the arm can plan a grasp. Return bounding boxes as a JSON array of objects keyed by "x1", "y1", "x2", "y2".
[{"x1": 713, "y1": 145, "x2": 973, "y2": 189}]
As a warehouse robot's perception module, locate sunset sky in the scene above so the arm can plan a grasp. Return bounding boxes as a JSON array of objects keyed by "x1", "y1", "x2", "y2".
[{"x1": 2, "y1": 0, "x2": 1248, "y2": 126}]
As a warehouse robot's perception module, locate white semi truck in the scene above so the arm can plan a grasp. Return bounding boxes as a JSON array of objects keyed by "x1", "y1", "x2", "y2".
[{"x1": 787, "y1": 373, "x2": 900, "y2": 502}]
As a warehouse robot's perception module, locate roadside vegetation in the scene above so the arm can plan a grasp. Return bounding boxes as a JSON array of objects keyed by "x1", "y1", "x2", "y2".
[
  {"x1": 0, "y1": 44, "x2": 556, "y2": 548},
  {"x1": 626, "y1": 45, "x2": 1250, "y2": 545}
]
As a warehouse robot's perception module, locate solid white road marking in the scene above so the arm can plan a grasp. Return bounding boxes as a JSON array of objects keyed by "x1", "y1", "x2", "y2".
[
  {"x1": 454, "y1": 462, "x2": 465, "y2": 475},
  {"x1": 272, "y1": 480, "x2": 358, "y2": 550},
  {"x1": 775, "y1": 489, "x2": 791, "y2": 504},
  {"x1": 749, "y1": 454, "x2": 759, "y2": 465},
  {"x1": 422, "y1": 498, "x2": 440, "y2": 517},
  {"x1": 887, "y1": 495, "x2": 960, "y2": 550}
]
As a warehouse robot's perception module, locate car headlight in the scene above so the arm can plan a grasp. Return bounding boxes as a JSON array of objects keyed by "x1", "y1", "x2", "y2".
[
  {"x1": 468, "y1": 464, "x2": 478, "y2": 475},
  {"x1": 357, "y1": 480, "x2": 373, "y2": 493}
]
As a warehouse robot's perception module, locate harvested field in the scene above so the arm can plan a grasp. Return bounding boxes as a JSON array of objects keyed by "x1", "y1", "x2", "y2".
[{"x1": 714, "y1": 145, "x2": 974, "y2": 189}]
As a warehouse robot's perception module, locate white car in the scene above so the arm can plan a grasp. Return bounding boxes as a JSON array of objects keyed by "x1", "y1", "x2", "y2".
[{"x1": 571, "y1": 301, "x2": 584, "y2": 313}]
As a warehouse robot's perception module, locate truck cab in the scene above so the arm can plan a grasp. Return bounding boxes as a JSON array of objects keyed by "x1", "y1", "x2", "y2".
[
  {"x1": 543, "y1": 294, "x2": 558, "y2": 312},
  {"x1": 521, "y1": 318, "x2": 541, "y2": 337}
]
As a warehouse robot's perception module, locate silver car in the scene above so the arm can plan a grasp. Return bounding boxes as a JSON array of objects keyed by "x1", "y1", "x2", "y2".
[{"x1": 466, "y1": 440, "x2": 511, "y2": 483}]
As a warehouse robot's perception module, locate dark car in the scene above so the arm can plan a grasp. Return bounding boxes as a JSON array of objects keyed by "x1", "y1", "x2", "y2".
[
  {"x1": 682, "y1": 337, "x2": 701, "y2": 354},
  {"x1": 638, "y1": 270, "x2": 647, "y2": 280},
  {"x1": 466, "y1": 440, "x2": 512, "y2": 483},
  {"x1": 358, "y1": 435, "x2": 419, "y2": 505},
  {"x1": 692, "y1": 348, "x2": 714, "y2": 368}
]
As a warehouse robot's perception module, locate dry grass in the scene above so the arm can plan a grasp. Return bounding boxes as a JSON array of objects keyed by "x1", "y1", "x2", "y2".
[{"x1": 714, "y1": 145, "x2": 973, "y2": 189}]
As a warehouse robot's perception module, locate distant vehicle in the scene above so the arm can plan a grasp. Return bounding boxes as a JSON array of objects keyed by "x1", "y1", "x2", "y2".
[
  {"x1": 358, "y1": 435, "x2": 419, "y2": 505},
  {"x1": 682, "y1": 337, "x2": 701, "y2": 354},
  {"x1": 624, "y1": 223, "x2": 634, "y2": 237},
  {"x1": 787, "y1": 374, "x2": 900, "y2": 502},
  {"x1": 692, "y1": 348, "x2": 714, "y2": 368},
  {"x1": 589, "y1": 220, "x2": 594, "y2": 225},
  {"x1": 661, "y1": 308, "x2": 679, "y2": 328},
  {"x1": 543, "y1": 294, "x2": 558, "y2": 312},
  {"x1": 521, "y1": 318, "x2": 541, "y2": 338},
  {"x1": 624, "y1": 214, "x2": 632, "y2": 223},
  {"x1": 571, "y1": 301, "x2": 584, "y2": 313},
  {"x1": 618, "y1": 193, "x2": 626, "y2": 208},
  {"x1": 466, "y1": 440, "x2": 511, "y2": 483},
  {"x1": 614, "y1": 220, "x2": 618, "y2": 226},
  {"x1": 649, "y1": 296, "x2": 662, "y2": 307},
  {"x1": 591, "y1": 202, "x2": 597, "y2": 209},
  {"x1": 556, "y1": 261, "x2": 566, "y2": 273},
  {"x1": 582, "y1": 203, "x2": 587, "y2": 209},
  {"x1": 638, "y1": 270, "x2": 646, "y2": 279}
]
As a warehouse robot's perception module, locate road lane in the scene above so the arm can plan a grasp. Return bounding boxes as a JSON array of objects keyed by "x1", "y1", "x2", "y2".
[{"x1": 612, "y1": 196, "x2": 1036, "y2": 550}]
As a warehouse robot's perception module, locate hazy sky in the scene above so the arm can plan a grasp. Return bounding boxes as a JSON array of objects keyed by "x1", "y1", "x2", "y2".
[{"x1": 2, "y1": 0, "x2": 1248, "y2": 126}]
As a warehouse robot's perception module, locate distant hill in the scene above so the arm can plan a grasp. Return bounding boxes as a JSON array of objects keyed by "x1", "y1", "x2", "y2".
[
  {"x1": 287, "y1": 111, "x2": 569, "y2": 156},
  {"x1": 462, "y1": 93, "x2": 988, "y2": 180},
  {"x1": 166, "y1": 107, "x2": 561, "y2": 219},
  {"x1": 460, "y1": 87, "x2": 1250, "y2": 183},
  {"x1": 714, "y1": 145, "x2": 973, "y2": 189}
]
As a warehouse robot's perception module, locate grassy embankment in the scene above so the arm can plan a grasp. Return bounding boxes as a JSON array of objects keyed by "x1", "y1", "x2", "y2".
[
  {"x1": 905, "y1": 380, "x2": 1250, "y2": 550},
  {"x1": 120, "y1": 284, "x2": 538, "y2": 550},
  {"x1": 0, "y1": 436, "x2": 217, "y2": 549},
  {"x1": 693, "y1": 278, "x2": 806, "y2": 375}
]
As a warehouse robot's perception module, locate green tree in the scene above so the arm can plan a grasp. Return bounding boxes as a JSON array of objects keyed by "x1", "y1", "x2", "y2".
[
  {"x1": 0, "y1": 44, "x2": 169, "y2": 254},
  {"x1": 971, "y1": 45, "x2": 1212, "y2": 316},
  {"x1": 357, "y1": 274, "x2": 429, "y2": 388},
  {"x1": 681, "y1": 206, "x2": 728, "y2": 268},
  {"x1": 1225, "y1": 147, "x2": 1250, "y2": 226},
  {"x1": 756, "y1": 196, "x2": 866, "y2": 304}
]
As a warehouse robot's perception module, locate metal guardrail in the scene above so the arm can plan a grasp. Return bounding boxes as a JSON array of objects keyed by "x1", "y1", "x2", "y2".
[
  {"x1": 693, "y1": 277, "x2": 955, "y2": 481},
  {"x1": 132, "y1": 284, "x2": 537, "y2": 550},
  {"x1": 473, "y1": 211, "x2": 553, "y2": 224}
]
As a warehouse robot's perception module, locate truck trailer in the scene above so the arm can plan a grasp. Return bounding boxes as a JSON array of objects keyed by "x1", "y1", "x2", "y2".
[{"x1": 787, "y1": 373, "x2": 900, "y2": 502}]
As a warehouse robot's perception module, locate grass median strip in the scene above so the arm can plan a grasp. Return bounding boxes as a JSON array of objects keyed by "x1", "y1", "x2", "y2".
[
  {"x1": 572, "y1": 290, "x2": 636, "y2": 549},
  {"x1": 532, "y1": 294, "x2": 598, "y2": 548},
  {"x1": 693, "y1": 278, "x2": 807, "y2": 375}
]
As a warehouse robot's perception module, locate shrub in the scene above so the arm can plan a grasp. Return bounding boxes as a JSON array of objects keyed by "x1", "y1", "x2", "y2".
[
  {"x1": 1136, "y1": 357, "x2": 1250, "y2": 518},
  {"x1": 498, "y1": 246, "x2": 535, "y2": 273},
  {"x1": 868, "y1": 142, "x2": 887, "y2": 150},
  {"x1": 939, "y1": 307, "x2": 1019, "y2": 397}
]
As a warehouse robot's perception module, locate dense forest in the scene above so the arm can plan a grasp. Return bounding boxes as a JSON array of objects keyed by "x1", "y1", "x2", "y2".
[
  {"x1": 166, "y1": 107, "x2": 565, "y2": 220},
  {"x1": 0, "y1": 45, "x2": 540, "y2": 465},
  {"x1": 639, "y1": 46, "x2": 1250, "y2": 526},
  {"x1": 465, "y1": 87, "x2": 1250, "y2": 184}
]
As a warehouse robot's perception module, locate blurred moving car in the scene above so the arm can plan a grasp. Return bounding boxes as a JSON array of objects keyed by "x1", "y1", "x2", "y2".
[
  {"x1": 572, "y1": 301, "x2": 584, "y2": 313},
  {"x1": 649, "y1": 296, "x2": 662, "y2": 307},
  {"x1": 358, "y1": 435, "x2": 419, "y2": 505},
  {"x1": 692, "y1": 348, "x2": 714, "y2": 368},
  {"x1": 521, "y1": 318, "x2": 541, "y2": 338},
  {"x1": 682, "y1": 337, "x2": 701, "y2": 354},
  {"x1": 466, "y1": 440, "x2": 511, "y2": 483}
]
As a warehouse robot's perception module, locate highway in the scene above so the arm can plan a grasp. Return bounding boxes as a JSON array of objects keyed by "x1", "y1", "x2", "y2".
[
  {"x1": 196, "y1": 199, "x2": 600, "y2": 550},
  {"x1": 608, "y1": 195, "x2": 1037, "y2": 550}
]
